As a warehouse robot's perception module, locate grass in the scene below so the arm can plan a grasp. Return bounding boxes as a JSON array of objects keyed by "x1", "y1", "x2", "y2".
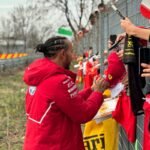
[
  {"x1": 0, "y1": 63, "x2": 81, "y2": 150},
  {"x1": 0, "y1": 70, "x2": 27, "y2": 150}
]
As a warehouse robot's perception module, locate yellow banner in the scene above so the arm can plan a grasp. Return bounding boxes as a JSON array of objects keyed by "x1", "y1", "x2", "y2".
[{"x1": 83, "y1": 118, "x2": 119, "y2": 150}]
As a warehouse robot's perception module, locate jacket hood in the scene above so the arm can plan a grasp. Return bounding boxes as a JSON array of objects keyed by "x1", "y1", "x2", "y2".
[{"x1": 23, "y1": 57, "x2": 76, "y2": 86}]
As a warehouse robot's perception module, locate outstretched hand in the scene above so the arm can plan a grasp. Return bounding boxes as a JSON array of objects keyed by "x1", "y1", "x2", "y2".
[
  {"x1": 92, "y1": 76, "x2": 109, "y2": 93},
  {"x1": 120, "y1": 17, "x2": 136, "y2": 36},
  {"x1": 117, "y1": 49, "x2": 124, "y2": 60},
  {"x1": 141, "y1": 63, "x2": 150, "y2": 77}
]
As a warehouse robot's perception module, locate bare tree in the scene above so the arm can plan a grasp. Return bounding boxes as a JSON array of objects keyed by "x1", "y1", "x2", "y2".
[
  {"x1": 0, "y1": 0, "x2": 99, "y2": 53},
  {"x1": 0, "y1": 18, "x2": 12, "y2": 53},
  {"x1": 10, "y1": 6, "x2": 27, "y2": 51},
  {"x1": 9, "y1": 4, "x2": 54, "y2": 50},
  {"x1": 33, "y1": 0, "x2": 99, "y2": 39}
]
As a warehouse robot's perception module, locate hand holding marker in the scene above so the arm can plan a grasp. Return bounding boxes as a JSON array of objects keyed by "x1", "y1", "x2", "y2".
[{"x1": 111, "y1": 3, "x2": 125, "y2": 20}]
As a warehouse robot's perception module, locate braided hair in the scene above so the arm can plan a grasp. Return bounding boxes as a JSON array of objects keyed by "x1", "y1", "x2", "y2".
[{"x1": 36, "y1": 36, "x2": 68, "y2": 57}]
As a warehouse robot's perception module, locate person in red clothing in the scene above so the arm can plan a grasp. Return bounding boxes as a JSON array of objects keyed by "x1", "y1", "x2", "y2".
[
  {"x1": 23, "y1": 36, "x2": 109, "y2": 150},
  {"x1": 86, "y1": 55, "x2": 101, "y2": 88},
  {"x1": 83, "y1": 58, "x2": 93, "y2": 88}
]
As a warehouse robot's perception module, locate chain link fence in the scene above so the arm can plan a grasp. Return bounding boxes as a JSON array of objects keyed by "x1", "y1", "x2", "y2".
[{"x1": 77, "y1": 0, "x2": 149, "y2": 149}]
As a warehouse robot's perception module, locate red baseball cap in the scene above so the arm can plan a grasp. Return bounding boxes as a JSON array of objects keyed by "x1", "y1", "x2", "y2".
[{"x1": 105, "y1": 52, "x2": 126, "y2": 87}]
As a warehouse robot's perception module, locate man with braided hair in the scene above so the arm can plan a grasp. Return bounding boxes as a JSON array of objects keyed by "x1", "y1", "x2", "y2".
[{"x1": 23, "y1": 36, "x2": 109, "y2": 150}]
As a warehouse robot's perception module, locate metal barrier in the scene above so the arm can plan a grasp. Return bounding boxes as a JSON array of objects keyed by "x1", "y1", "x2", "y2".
[
  {"x1": 77, "y1": 0, "x2": 148, "y2": 149},
  {"x1": 77, "y1": 0, "x2": 149, "y2": 71}
]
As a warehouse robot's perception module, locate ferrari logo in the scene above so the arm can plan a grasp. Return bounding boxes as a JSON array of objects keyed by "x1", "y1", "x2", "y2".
[{"x1": 108, "y1": 74, "x2": 112, "y2": 80}]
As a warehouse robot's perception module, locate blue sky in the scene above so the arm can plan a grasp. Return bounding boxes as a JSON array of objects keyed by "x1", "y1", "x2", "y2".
[{"x1": 0, "y1": 0, "x2": 27, "y2": 17}]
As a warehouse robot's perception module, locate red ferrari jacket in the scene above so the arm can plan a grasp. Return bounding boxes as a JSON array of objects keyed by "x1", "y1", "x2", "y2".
[{"x1": 23, "y1": 57, "x2": 103, "y2": 150}]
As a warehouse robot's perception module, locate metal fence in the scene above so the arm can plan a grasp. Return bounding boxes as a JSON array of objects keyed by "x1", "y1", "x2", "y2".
[
  {"x1": 77, "y1": 0, "x2": 149, "y2": 69},
  {"x1": 0, "y1": 55, "x2": 39, "y2": 73},
  {"x1": 77, "y1": 0, "x2": 149, "y2": 149}
]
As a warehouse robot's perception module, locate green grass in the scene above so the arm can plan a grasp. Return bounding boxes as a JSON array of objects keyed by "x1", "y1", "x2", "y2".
[
  {"x1": 0, "y1": 71, "x2": 27, "y2": 150},
  {"x1": 0, "y1": 63, "x2": 81, "y2": 150}
]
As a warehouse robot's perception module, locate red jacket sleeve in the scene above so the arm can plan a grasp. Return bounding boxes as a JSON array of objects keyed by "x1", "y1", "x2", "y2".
[
  {"x1": 78, "y1": 87, "x2": 93, "y2": 100},
  {"x1": 53, "y1": 76, "x2": 103, "y2": 124}
]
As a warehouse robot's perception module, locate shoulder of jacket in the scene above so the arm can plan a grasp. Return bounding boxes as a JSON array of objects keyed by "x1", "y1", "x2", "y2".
[
  {"x1": 61, "y1": 74, "x2": 71, "y2": 81},
  {"x1": 47, "y1": 74, "x2": 73, "y2": 85},
  {"x1": 51, "y1": 75, "x2": 78, "y2": 99}
]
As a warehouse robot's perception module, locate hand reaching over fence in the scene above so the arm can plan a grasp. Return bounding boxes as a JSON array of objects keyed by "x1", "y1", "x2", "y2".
[{"x1": 141, "y1": 63, "x2": 150, "y2": 77}]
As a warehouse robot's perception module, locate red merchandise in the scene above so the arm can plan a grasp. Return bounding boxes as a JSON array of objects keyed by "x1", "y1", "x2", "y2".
[
  {"x1": 105, "y1": 52, "x2": 126, "y2": 87},
  {"x1": 23, "y1": 57, "x2": 103, "y2": 150},
  {"x1": 140, "y1": 0, "x2": 150, "y2": 19},
  {"x1": 112, "y1": 91, "x2": 136, "y2": 143},
  {"x1": 143, "y1": 94, "x2": 150, "y2": 150}
]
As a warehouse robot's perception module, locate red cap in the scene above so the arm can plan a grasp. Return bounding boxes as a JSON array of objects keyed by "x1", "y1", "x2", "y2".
[
  {"x1": 105, "y1": 52, "x2": 126, "y2": 87},
  {"x1": 140, "y1": 0, "x2": 150, "y2": 19}
]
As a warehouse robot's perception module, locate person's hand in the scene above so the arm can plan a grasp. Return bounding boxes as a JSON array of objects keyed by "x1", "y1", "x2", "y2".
[
  {"x1": 117, "y1": 49, "x2": 124, "y2": 60},
  {"x1": 141, "y1": 63, "x2": 150, "y2": 77},
  {"x1": 120, "y1": 17, "x2": 136, "y2": 36},
  {"x1": 116, "y1": 33, "x2": 126, "y2": 42},
  {"x1": 103, "y1": 59, "x2": 108, "y2": 66},
  {"x1": 121, "y1": 74, "x2": 128, "y2": 89},
  {"x1": 91, "y1": 76, "x2": 109, "y2": 93}
]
